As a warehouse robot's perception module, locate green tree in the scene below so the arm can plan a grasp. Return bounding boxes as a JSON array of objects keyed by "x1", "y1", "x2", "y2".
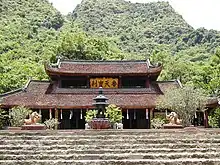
[{"x1": 156, "y1": 86, "x2": 207, "y2": 127}]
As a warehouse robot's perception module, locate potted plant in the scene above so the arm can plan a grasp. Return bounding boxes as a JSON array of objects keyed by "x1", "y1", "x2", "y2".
[
  {"x1": 8, "y1": 106, "x2": 32, "y2": 130},
  {"x1": 44, "y1": 118, "x2": 60, "y2": 130},
  {"x1": 85, "y1": 110, "x2": 98, "y2": 129},
  {"x1": 105, "y1": 104, "x2": 123, "y2": 129},
  {"x1": 85, "y1": 109, "x2": 98, "y2": 123}
]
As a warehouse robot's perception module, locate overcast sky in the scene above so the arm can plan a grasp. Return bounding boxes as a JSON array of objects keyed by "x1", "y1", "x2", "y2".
[{"x1": 48, "y1": 0, "x2": 220, "y2": 30}]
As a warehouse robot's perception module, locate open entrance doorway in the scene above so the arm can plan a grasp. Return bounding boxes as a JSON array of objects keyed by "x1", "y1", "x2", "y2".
[
  {"x1": 122, "y1": 109, "x2": 150, "y2": 129},
  {"x1": 59, "y1": 109, "x2": 86, "y2": 129}
]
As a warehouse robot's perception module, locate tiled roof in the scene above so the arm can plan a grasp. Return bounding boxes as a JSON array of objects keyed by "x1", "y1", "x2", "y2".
[
  {"x1": 0, "y1": 80, "x2": 179, "y2": 109},
  {"x1": 1, "y1": 80, "x2": 217, "y2": 109},
  {"x1": 206, "y1": 97, "x2": 220, "y2": 108},
  {"x1": 45, "y1": 60, "x2": 162, "y2": 76},
  {"x1": 156, "y1": 81, "x2": 181, "y2": 93}
]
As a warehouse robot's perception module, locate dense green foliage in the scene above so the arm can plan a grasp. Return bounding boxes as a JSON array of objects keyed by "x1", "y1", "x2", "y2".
[
  {"x1": 0, "y1": 0, "x2": 220, "y2": 98},
  {"x1": 0, "y1": 0, "x2": 136, "y2": 93},
  {"x1": 72, "y1": 0, "x2": 220, "y2": 56},
  {"x1": 72, "y1": 0, "x2": 192, "y2": 56},
  {"x1": 72, "y1": 0, "x2": 220, "y2": 96},
  {"x1": 0, "y1": 0, "x2": 60, "y2": 93},
  {"x1": 208, "y1": 108, "x2": 220, "y2": 128}
]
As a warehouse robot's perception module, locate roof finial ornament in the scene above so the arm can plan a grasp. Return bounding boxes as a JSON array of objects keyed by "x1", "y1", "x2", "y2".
[
  {"x1": 98, "y1": 87, "x2": 103, "y2": 95},
  {"x1": 56, "y1": 56, "x2": 62, "y2": 68},
  {"x1": 23, "y1": 77, "x2": 32, "y2": 92}
]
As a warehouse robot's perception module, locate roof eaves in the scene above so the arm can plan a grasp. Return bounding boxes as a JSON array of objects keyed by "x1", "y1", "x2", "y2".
[
  {"x1": 156, "y1": 80, "x2": 176, "y2": 83},
  {"x1": 0, "y1": 88, "x2": 23, "y2": 98}
]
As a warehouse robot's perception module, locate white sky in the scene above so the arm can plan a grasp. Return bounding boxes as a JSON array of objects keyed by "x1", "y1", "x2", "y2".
[{"x1": 48, "y1": 0, "x2": 220, "y2": 30}]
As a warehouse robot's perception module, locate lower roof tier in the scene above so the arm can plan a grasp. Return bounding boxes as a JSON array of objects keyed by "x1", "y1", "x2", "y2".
[{"x1": 0, "y1": 80, "x2": 217, "y2": 109}]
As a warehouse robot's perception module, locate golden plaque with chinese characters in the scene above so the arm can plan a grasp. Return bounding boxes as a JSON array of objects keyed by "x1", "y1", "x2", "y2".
[{"x1": 90, "y1": 78, "x2": 118, "y2": 88}]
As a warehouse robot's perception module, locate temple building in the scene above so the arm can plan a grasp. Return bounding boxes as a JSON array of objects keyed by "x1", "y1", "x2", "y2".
[{"x1": 0, "y1": 60, "x2": 218, "y2": 129}]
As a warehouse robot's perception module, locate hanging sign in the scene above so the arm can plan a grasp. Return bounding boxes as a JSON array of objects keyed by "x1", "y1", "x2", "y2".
[{"x1": 90, "y1": 77, "x2": 118, "y2": 88}]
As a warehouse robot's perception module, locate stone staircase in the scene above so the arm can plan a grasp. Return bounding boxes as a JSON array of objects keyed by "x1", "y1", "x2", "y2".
[{"x1": 0, "y1": 129, "x2": 220, "y2": 165}]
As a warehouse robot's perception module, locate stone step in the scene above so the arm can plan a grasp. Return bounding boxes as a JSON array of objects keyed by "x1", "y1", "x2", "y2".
[
  {"x1": 1, "y1": 158, "x2": 220, "y2": 165},
  {"x1": 0, "y1": 129, "x2": 219, "y2": 136},
  {"x1": 0, "y1": 143, "x2": 218, "y2": 150},
  {"x1": 2, "y1": 138, "x2": 220, "y2": 145},
  {"x1": 1, "y1": 152, "x2": 220, "y2": 160},
  {"x1": 2, "y1": 134, "x2": 220, "y2": 140},
  {"x1": 0, "y1": 134, "x2": 220, "y2": 140},
  {"x1": 0, "y1": 148, "x2": 219, "y2": 155}
]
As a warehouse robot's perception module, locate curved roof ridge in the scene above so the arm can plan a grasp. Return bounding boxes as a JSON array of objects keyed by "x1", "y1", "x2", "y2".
[
  {"x1": 60, "y1": 59, "x2": 147, "y2": 64},
  {"x1": 0, "y1": 88, "x2": 23, "y2": 98},
  {"x1": 0, "y1": 80, "x2": 50, "y2": 98}
]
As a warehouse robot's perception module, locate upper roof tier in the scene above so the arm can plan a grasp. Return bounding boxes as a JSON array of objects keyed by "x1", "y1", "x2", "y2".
[{"x1": 45, "y1": 59, "x2": 163, "y2": 77}]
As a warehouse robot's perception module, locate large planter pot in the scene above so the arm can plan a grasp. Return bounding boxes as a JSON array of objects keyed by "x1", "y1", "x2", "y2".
[
  {"x1": 90, "y1": 118, "x2": 111, "y2": 129},
  {"x1": 21, "y1": 124, "x2": 46, "y2": 130},
  {"x1": 7, "y1": 127, "x2": 22, "y2": 130}
]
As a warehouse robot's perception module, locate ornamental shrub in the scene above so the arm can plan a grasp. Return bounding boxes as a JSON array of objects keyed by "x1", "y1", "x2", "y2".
[
  {"x1": 151, "y1": 118, "x2": 165, "y2": 129},
  {"x1": 9, "y1": 106, "x2": 32, "y2": 127},
  {"x1": 44, "y1": 118, "x2": 60, "y2": 130},
  {"x1": 85, "y1": 110, "x2": 97, "y2": 123},
  {"x1": 105, "y1": 104, "x2": 123, "y2": 124}
]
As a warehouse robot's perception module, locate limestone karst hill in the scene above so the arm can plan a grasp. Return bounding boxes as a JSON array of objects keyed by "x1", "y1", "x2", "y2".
[{"x1": 72, "y1": 0, "x2": 220, "y2": 56}]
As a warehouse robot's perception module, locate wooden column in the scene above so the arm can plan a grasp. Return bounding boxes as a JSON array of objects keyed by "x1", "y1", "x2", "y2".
[
  {"x1": 55, "y1": 108, "x2": 58, "y2": 130},
  {"x1": 204, "y1": 110, "x2": 209, "y2": 128},
  {"x1": 39, "y1": 109, "x2": 42, "y2": 123},
  {"x1": 149, "y1": 108, "x2": 154, "y2": 129},
  {"x1": 87, "y1": 76, "x2": 90, "y2": 88},
  {"x1": 118, "y1": 76, "x2": 122, "y2": 88},
  {"x1": 145, "y1": 77, "x2": 150, "y2": 88},
  {"x1": 49, "y1": 109, "x2": 52, "y2": 119}
]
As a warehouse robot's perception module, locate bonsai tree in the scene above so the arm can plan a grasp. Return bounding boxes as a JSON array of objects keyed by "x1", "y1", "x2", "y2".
[
  {"x1": 105, "y1": 104, "x2": 123, "y2": 124},
  {"x1": 156, "y1": 86, "x2": 207, "y2": 127},
  {"x1": 9, "y1": 106, "x2": 32, "y2": 127}
]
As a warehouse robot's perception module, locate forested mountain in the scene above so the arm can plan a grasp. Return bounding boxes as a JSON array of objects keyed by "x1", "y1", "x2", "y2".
[
  {"x1": 0, "y1": 0, "x2": 62, "y2": 92},
  {"x1": 0, "y1": 0, "x2": 219, "y2": 96},
  {"x1": 0, "y1": 0, "x2": 129, "y2": 93},
  {"x1": 72, "y1": 0, "x2": 193, "y2": 56},
  {"x1": 72, "y1": 0, "x2": 220, "y2": 56}
]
